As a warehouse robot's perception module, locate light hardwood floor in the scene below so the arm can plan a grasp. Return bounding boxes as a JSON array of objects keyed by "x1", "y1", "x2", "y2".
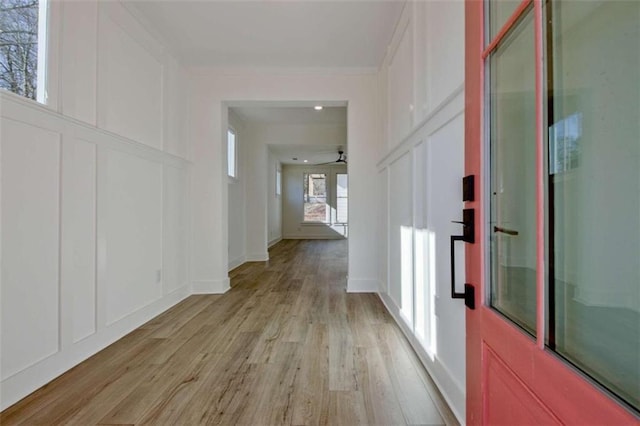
[{"x1": 1, "y1": 239, "x2": 458, "y2": 425}]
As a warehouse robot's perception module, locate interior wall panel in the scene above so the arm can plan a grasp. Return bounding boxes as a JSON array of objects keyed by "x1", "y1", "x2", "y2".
[
  {"x1": 97, "y1": 12, "x2": 163, "y2": 149},
  {"x1": 427, "y1": 115, "x2": 466, "y2": 390},
  {"x1": 387, "y1": 20, "x2": 414, "y2": 148},
  {"x1": 105, "y1": 149, "x2": 163, "y2": 324},
  {"x1": 60, "y1": 138, "x2": 98, "y2": 343},
  {"x1": 0, "y1": 119, "x2": 61, "y2": 380},
  {"x1": 59, "y1": 0, "x2": 98, "y2": 125},
  {"x1": 163, "y1": 56, "x2": 188, "y2": 159},
  {"x1": 388, "y1": 152, "x2": 413, "y2": 326},
  {"x1": 163, "y1": 165, "x2": 188, "y2": 294}
]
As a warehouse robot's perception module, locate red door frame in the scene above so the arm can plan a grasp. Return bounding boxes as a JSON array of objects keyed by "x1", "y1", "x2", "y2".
[{"x1": 464, "y1": 0, "x2": 638, "y2": 424}]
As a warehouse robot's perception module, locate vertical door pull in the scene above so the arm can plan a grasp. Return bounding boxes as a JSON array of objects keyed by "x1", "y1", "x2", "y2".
[{"x1": 450, "y1": 208, "x2": 476, "y2": 310}]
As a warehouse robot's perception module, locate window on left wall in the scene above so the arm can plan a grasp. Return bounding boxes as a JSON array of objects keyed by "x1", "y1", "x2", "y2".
[
  {"x1": 227, "y1": 128, "x2": 237, "y2": 179},
  {"x1": 0, "y1": 0, "x2": 47, "y2": 102}
]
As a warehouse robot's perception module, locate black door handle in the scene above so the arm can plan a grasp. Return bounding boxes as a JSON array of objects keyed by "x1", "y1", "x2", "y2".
[
  {"x1": 450, "y1": 235, "x2": 475, "y2": 310},
  {"x1": 494, "y1": 226, "x2": 519, "y2": 236}
]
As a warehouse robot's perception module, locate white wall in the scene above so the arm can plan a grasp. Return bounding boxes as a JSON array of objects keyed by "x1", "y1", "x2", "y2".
[
  {"x1": 228, "y1": 111, "x2": 247, "y2": 270},
  {"x1": 248, "y1": 120, "x2": 347, "y2": 251},
  {"x1": 376, "y1": 1, "x2": 466, "y2": 423},
  {"x1": 0, "y1": 0, "x2": 190, "y2": 410},
  {"x1": 282, "y1": 165, "x2": 348, "y2": 239},
  {"x1": 267, "y1": 149, "x2": 282, "y2": 247},
  {"x1": 189, "y1": 71, "x2": 379, "y2": 293}
]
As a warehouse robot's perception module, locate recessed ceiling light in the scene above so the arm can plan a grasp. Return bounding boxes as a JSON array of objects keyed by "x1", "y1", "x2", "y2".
[
  {"x1": 303, "y1": 160, "x2": 308, "y2": 163},
  {"x1": 314, "y1": 106, "x2": 323, "y2": 111}
]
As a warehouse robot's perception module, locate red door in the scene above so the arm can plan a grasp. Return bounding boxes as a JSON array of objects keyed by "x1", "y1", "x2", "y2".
[{"x1": 464, "y1": 0, "x2": 639, "y2": 424}]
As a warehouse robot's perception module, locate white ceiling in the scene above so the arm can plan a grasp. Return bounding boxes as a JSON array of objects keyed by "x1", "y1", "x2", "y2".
[
  {"x1": 232, "y1": 106, "x2": 346, "y2": 125},
  {"x1": 127, "y1": 0, "x2": 405, "y2": 68},
  {"x1": 230, "y1": 105, "x2": 347, "y2": 165},
  {"x1": 269, "y1": 144, "x2": 347, "y2": 166}
]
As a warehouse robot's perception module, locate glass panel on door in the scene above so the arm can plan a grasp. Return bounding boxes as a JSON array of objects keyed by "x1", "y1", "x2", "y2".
[
  {"x1": 547, "y1": 0, "x2": 640, "y2": 411},
  {"x1": 488, "y1": 0, "x2": 524, "y2": 41},
  {"x1": 489, "y1": 9, "x2": 537, "y2": 335}
]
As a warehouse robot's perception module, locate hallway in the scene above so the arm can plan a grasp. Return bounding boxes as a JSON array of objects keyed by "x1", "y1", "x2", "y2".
[{"x1": 1, "y1": 240, "x2": 456, "y2": 425}]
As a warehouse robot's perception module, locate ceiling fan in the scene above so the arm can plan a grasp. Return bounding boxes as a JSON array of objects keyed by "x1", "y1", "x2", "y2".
[{"x1": 316, "y1": 150, "x2": 347, "y2": 165}]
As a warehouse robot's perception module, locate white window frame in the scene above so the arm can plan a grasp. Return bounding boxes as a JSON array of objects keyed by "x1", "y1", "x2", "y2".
[
  {"x1": 0, "y1": 0, "x2": 57, "y2": 106},
  {"x1": 302, "y1": 171, "x2": 330, "y2": 224},
  {"x1": 227, "y1": 127, "x2": 237, "y2": 180},
  {"x1": 335, "y1": 173, "x2": 348, "y2": 224}
]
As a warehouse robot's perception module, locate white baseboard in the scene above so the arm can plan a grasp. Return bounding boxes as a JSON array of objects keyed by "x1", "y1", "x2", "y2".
[
  {"x1": 0, "y1": 286, "x2": 191, "y2": 411},
  {"x1": 282, "y1": 235, "x2": 346, "y2": 240},
  {"x1": 191, "y1": 278, "x2": 231, "y2": 294},
  {"x1": 378, "y1": 292, "x2": 465, "y2": 425},
  {"x1": 228, "y1": 255, "x2": 246, "y2": 271},
  {"x1": 346, "y1": 278, "x2": 378, "y2": 293},
  {"x1": 245, "y1": 252, "x2": 269, "y2": 262},
  {"x1": 268, "y1": 237, "x2": 282, "y2": 248}
]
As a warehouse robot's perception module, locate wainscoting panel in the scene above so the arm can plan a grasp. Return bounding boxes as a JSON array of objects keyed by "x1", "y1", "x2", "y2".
[
  {"x1": 0, "y1": 118, "x2": 62, "y2": 381},
  {"x1": 105, "y1": 149, "x2": 163, "y2": 325}
]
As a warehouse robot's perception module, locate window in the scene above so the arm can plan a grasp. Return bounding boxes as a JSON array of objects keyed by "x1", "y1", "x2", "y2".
[
  {"x1": 276, "y1": 168, "x2": 281, "y2": 196},
  {"x1": 336, "y1": 173, "x2": 348, "y2": 223},
  {"x1": 488, "y1": 9, "x2": 537, "y2": 336},
  {"x1": 546, "y1": 0, "x2": 639, "y2": 412},
  {"x1": 486, "y1": 0, "x2": 640, "y2": 412},
  {"x1": 303, "y1": 172, "x2": 328, "y2": 223},
  {"x1": 227, "y1": 128, "x2": 236, "y2": 178},
  {"x1": 0, "y1": 0, "x2": 45, "y2": 102}
]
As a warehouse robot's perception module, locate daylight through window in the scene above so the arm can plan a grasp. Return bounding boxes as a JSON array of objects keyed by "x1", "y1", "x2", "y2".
[
  {"x1": 0, "y1": 0, "x2": 42, "y2": 101},
  {"x1": 303, "y1": 173, "x2": 328, "y2": 222},
  {"x1": 336, "y1": 173, "x2": 348, "y2": 223},
  {"x1": 227, "y1": 129, "x2": 236, "y2": 178}
]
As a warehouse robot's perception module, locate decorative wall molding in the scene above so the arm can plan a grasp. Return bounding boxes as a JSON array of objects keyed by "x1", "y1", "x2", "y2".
[{"x1": 377, "y1": 83, "x2": 464, "y2": 171}]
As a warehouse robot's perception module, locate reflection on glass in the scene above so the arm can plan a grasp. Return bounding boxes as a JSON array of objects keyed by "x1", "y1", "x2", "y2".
[
  {"x1": 488, "y1": 0, "x2": 523, "y2": 42},
  {"x1": 489, "y1": 10, "x2": 537, "y2": 335},
  {"x1": 548, "y1": 0, "x2": 640, "y2": 411}
]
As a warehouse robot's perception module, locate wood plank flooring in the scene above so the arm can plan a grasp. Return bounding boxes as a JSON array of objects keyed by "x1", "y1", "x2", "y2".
[{"x1": 1, "y1": 239, "x2": 458, "y2": 425}]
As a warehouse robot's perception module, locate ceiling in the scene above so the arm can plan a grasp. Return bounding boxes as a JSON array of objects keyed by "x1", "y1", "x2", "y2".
[
  {"x1": 232, "y1": 106, "x2": 346, "y2": 125},
  {"x1": 269, "y1": 144, "x2": 347, "y2": 166},
  {"x1": 230, "y1": 105, "x2": 347, "y2": 165},
  {"x1": 126, "y1": 0, "x2": 405, "y2": 68}
]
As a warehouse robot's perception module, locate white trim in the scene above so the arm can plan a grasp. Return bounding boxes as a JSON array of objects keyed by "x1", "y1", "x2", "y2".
[
  {"x1": 227, "y1": 127, "x2": 237, "y2": 179},
  {"x1": 191, "y1": 279, "x2": 230, "y2": 294},
  {"x1": 268, "y1": 237, "x2": 282, "y2": 248},
  {"x1": 191, "y1": 66, "x2": 378, "y2": 76},
  {"x1": 377, "y1": 84, "x2": 465, "y2": 171},
  {"x1": 384, "y1": 1, "x2": 411, "y2": 68},
  {"x1": 246, "y1": 253, "x2": 269, "y2": 262},
  {"x1": 0, "y1": 92, "x2": 191, "y2": 169},
  {"x1": 282, "y1": 235, "x2": 345, "y2": 240},
  {"x1": 346, "y1": 278, "x2": 378, "y2": 293},
  {"x1": 0, "y1": 286, "x2": 190, "y2": 411}
]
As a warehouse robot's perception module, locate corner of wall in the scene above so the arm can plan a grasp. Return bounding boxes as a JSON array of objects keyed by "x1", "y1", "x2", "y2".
[
  {"x1": 228, "y1": 255, "x2": 246, "y2": 272},
  {"x1": 268, "y1": 237, "x2": 282, "y2": 248},
  {"x1": 346, "y1": 278, "x2": 379, "y2": 293},
  {"x1": 191, "y1": 278, "x2": 231, "y2": 294},
  {"x1": 245, "y1": 252, "x2": 269, "y2": 262}
]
